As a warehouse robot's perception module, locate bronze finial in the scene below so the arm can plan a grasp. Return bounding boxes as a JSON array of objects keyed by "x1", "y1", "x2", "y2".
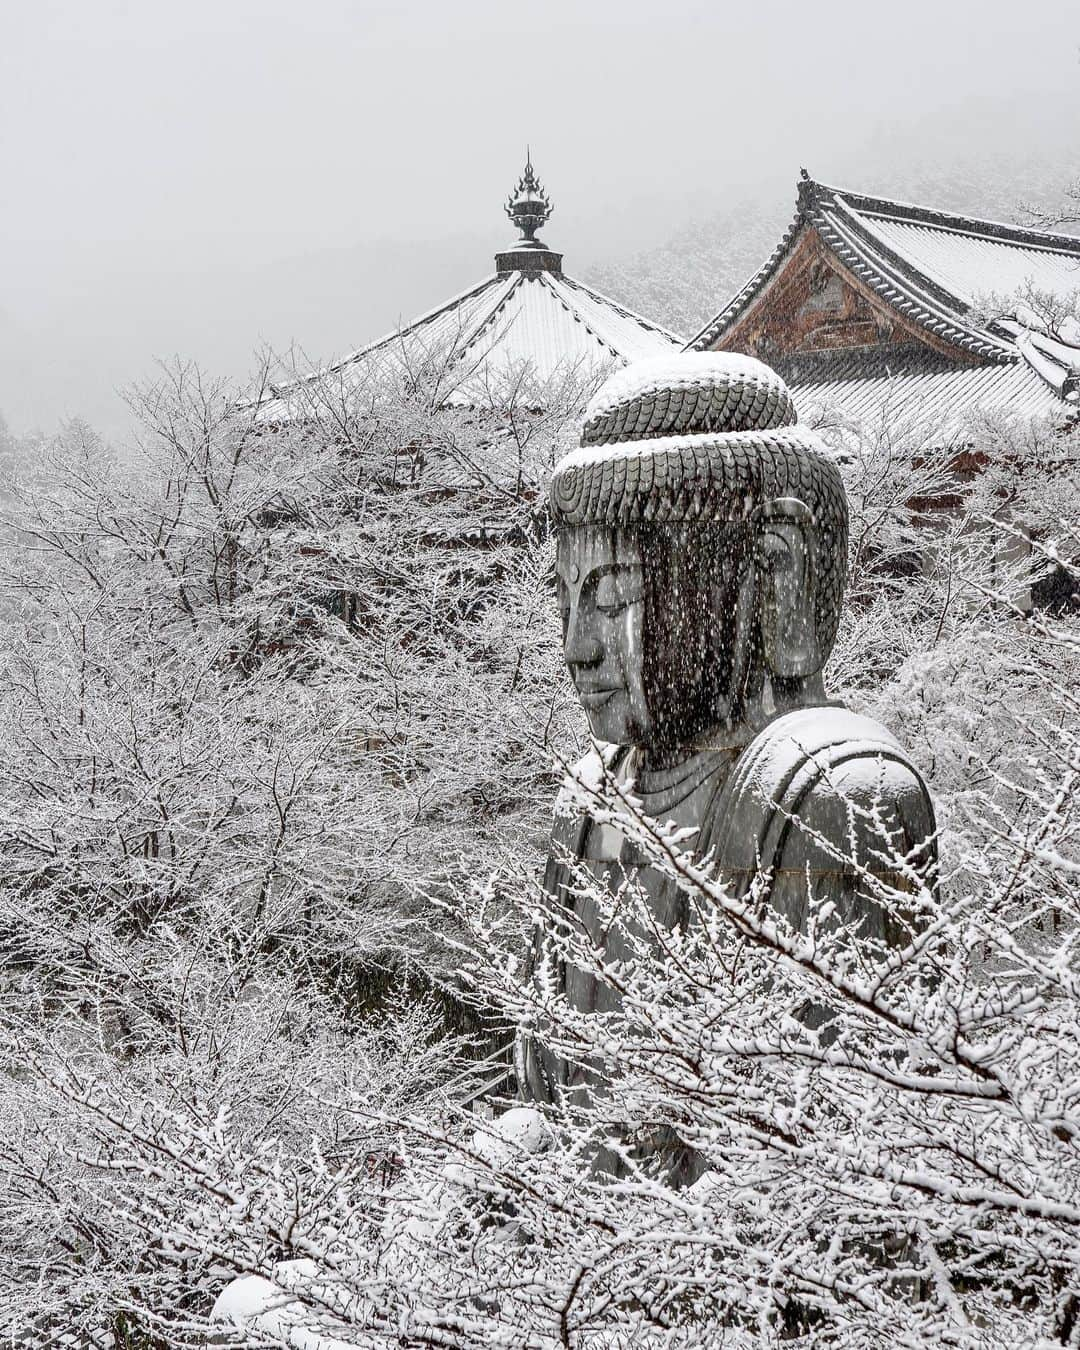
[{"x1": 505, "y1": 151, "x2": 553, "y2": 247}]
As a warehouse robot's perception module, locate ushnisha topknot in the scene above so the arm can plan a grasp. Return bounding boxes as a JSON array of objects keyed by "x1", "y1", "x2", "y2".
[
  {"x1": 549, "y1": 352, "x2": 849, "y2": 657},
  {"x1": 581, "y1": 352, "x2": 796, "y2": 446}
]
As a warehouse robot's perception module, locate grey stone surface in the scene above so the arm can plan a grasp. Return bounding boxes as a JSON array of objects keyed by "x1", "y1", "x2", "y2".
[{"x1": 520, "y1": 352, "x2": 936, "y2": 1114}]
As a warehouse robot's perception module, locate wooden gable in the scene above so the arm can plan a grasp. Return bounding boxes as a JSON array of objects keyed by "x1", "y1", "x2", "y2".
[{"x1": 708, "y1": 228, "x2": 977, "y2": 368}]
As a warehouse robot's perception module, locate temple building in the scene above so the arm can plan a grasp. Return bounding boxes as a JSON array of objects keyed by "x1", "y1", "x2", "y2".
[
  {"x1": 258, "y1": 157, "x2": 682, "y2": 419},
  {"x1": 689, "y1": 173, "x2": 1080, "y2": 433}
]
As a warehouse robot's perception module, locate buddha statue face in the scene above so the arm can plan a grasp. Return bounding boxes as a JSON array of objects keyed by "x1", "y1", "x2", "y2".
[
  {"x1": 556, "y1": 501, "x2": 831, "y2": 751},
  {"x1": 556, "y1": 527, "x2": 649, "y2": 745},
  {"x1": 556, "y1": 521, "x2": 758, "y2": 748}
]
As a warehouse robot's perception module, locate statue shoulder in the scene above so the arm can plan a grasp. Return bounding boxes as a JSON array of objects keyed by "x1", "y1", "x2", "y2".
[
  {"x1": 719, "y1": 706, "x2": 936, "y2": 881},
  {"x1": 553, "y1": 742, "x2": 628, "y2": 822}
]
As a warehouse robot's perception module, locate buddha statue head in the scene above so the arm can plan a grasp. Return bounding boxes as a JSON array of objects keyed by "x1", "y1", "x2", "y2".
[{"x1": 550, "y1": 354, "x2": 848, "y2": 752}]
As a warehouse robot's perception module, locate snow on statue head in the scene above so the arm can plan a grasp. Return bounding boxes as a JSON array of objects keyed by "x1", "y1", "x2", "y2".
[
  {"x1": 549, "y1": 353, "x2": 848, "y2": 750},
  {"x1": 522, "y1": 352, "x2": 937, "y2": 1119}
]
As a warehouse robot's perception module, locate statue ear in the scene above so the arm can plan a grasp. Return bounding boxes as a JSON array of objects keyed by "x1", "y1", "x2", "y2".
[{"x1": 752, "y1": 497, "x2": 822, "y2": 679}]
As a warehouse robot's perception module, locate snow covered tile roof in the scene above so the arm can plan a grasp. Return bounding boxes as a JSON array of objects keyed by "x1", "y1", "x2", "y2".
[
  {"x1": 256, "y1": 270, "x2": 681, "y2": 421},
  {"x1": 688, "y1": 174, "x2": 1080, "y2": 422},
  {"x1": 254, "y1": 158, "x2": 683, "y2": 421},
  {"x1": 444, "y1": 271, "x2": 683, "y2": 399},
  {"x1": 793, "y1": 360, "x2": 1067, "y2": 439},
  {"x1": 836, "y1": 194, "x2": 1080, "y2": 311}
]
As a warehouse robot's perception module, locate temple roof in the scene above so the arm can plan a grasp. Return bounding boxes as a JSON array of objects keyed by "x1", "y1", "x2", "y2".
[
  {"x1": 794, "y1": 357, "x2": 1068, "y2": 435},
  {"x1": 690, "y1": 174, "x2": 1080, "y2": 433},
  {"x1": 258, "y1": 156, "x2": 682, "y2": 419}
]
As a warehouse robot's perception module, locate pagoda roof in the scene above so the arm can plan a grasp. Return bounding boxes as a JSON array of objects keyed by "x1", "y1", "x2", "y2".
[
  {"x1": 689, "y1": 174, "x2": 1080, "y2": 428},
  {"x1": 257, "y1": 157, "x2": 682, "y2": 421}
]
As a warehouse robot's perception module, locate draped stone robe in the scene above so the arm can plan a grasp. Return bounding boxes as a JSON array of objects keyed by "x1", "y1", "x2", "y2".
[{"x1": 519, "y1": 704, "x2": 937, "y2": 1115}]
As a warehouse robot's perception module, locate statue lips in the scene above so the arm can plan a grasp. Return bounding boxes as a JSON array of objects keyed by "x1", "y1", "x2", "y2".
[{"x1": 577, "y1": 685, "x2": 622, "y2": 709}]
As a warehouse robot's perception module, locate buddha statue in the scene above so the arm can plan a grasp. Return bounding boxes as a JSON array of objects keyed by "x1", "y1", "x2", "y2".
[{"x1": 519, "y1": 352, "x2": 936, "y2": 1113}]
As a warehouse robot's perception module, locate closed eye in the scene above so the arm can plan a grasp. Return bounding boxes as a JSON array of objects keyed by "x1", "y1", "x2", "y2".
[{"x1": 596, "y1": 597, "x2": 642, "y2": 617}]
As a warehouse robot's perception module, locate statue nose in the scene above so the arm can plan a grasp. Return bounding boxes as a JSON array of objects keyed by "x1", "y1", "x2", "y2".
[{"x1": 564, "y1": 607, "x2": 603, "y2": 668}]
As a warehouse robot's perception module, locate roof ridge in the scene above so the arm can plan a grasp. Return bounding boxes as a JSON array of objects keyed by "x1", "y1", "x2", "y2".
[
  {"x1": 452, "y1": 269, "x2": 525, "y2": 358},
  {"x1": 810, "y1": 205, "x2": 1014, "y2": 362},
  {"x1": 538, "y1": 273, "x2": 621, "y2": 358},
  {"x1": 330, "y1": 272, "x2": 510, "y2": 373},
  {"x1": 803, "y1": 177, "x2": 1080, "y2": 255},
  {"x1": 253, "y1": 242, "x2": 683, "y2": 417},
  {"x1": 828, "y1": 196, "x2": 978, "y2": 310},
  {"x1": 558, "y1": 272, "x2": 686, "y2": 343}
]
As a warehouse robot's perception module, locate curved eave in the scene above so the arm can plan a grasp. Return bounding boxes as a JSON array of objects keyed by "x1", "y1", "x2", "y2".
[{"x1": 809, "y1": 202, "x2": 1015, "y2": 363}]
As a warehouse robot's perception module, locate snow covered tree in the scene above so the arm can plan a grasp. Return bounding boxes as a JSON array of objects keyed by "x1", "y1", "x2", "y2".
[
  {"x1": 0, "y1": 351, "x2": 590, "y2": 1343},
  {"x1": 185, "y1": 404, "x2": 1080, "y2": 1349},
  {"x1": 1, "y1": 347, "x2": 1078, "y2": 1348},
  {"x1": 79, "y1": 520, "x2": 1080, "y2": 1348}
]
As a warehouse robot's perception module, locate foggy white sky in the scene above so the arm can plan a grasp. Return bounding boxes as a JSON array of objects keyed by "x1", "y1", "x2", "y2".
[{"x1": 2, "y1": 0, "x2": 1078, "y2": 438}]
